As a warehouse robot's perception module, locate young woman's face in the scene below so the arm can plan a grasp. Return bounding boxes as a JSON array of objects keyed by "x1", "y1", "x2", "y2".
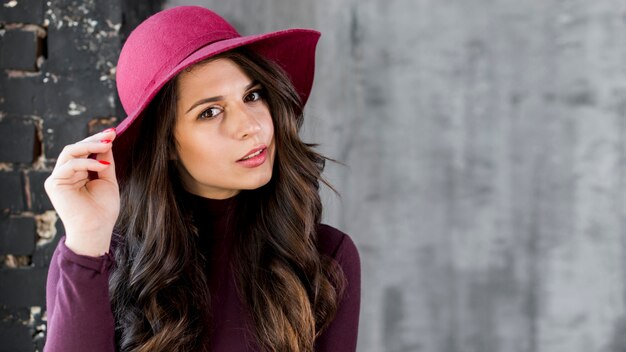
[{"x1": 173, "y1": 58, "x2": 276, "y2": 199}]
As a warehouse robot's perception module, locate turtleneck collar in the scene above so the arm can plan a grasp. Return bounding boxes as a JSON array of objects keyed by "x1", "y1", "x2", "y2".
[
  {"x1": 180, "y1": 190, "x2": 238, "y2": 295},
  {"x1": 180, "y1": 189, "x2": 238, "y2": 241},
  {"x1": 181, "y1": 189, "x2": 237, "y2": 214}
]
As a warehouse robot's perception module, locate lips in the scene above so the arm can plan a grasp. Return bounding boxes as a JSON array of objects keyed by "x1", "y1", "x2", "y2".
[{"x1": 238, "y1": 145, "x2": 267, "y2": 161}]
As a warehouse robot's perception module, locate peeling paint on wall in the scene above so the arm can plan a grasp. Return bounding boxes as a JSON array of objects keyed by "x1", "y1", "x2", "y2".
[{"x1": 35, "y1": 210, "x2": 57, "y2": 247}]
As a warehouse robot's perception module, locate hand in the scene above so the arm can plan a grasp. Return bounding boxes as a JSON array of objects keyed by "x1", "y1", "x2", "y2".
[{"x1": 44, "y1": 128, "x2": 120, "y2": 257}]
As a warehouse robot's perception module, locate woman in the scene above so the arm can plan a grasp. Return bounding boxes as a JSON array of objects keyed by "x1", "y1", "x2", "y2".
[{"x1": 43, "y1": 6, "x2": 360, "y2": 352}]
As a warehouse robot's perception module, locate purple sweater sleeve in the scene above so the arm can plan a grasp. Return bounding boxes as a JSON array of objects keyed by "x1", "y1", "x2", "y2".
[
  {"x1": 44, "y1": 236, "x2": 116, "y2": 351},
  {"x1": 314, "y1": 231, "x2": 362, "y2": 351}
]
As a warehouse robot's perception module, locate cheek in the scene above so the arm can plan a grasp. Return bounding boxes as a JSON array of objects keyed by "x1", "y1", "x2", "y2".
[
  {"x1": 267, "y1": 121, "x2": 275, "y2": 141},
  {"x1": 176, "y1": 128, "x2": 222, "y2": 168},
  {"x1": 264, "y1": 112, "x2": 275, "y2": 139},
  {"x1": 267, "y1": 117, "x2": 277, "y2": 165}
]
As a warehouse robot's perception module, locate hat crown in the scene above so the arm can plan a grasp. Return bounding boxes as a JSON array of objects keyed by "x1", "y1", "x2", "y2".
[{"x1": 116, "y1": 6, "x2": 239, "y2": 115}]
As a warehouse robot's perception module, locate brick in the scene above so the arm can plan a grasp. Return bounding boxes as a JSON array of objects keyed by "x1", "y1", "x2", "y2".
[
  {"x1": 0, "y1": 0, "x2": 45, "y2": 24},
  {"x1": 0, "y1": 28, "x2": 43, "y2": 71},
  {"x1": 0, "y1": 115, "x2": 36, "y2": 163},
  {"x1": 1, "y1": 73, "x2": 117, "y2": 120},
  {"x1": 46, "y1": 25, "x2": 116, "y2": 74},
  {"x1": 45, "y1": 1, "x2": 121, "y2": 75},
  {"x1": 41, "y1": 72, "x2": 118, "y2": 117},
  {"x1": 0, "y1": 267, "x2": 47, "y2": 307},
  {"x1": 0, "y1": 171, "x2": 23, "y2": 211},
  {"x1": 26, "y1": 171, "x2": 52, "y2": 212},
  {"x1": 0, "y1": 322, "x2": 33, "y2": 352},
  {"x1": 0, "y1": 306, "x2": 36, "y2": 352},
  {"x1": 0, "y1": 72, "x2": 44, "y2": 116},
  {"x1": 42, "y1": 114, "x2": 89, "y2": 159},
  {"x1": 0, "y1": 216, "x2": 36, "y2": 255}
]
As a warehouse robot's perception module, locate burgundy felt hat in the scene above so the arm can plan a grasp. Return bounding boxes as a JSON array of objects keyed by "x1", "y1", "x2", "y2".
[{"x1": 109, "y1": 6, "x2": 320, "y2": 179}]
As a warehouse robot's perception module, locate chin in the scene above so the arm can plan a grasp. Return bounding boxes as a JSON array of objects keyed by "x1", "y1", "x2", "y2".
[{"x1": 243, "y1": 170, "x2": 273, "y2": 190}]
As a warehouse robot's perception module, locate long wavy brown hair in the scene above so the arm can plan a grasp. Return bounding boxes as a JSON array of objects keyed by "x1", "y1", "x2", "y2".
[{"x1": 108, "y1": 47, "x2": 347, "y2": 351}]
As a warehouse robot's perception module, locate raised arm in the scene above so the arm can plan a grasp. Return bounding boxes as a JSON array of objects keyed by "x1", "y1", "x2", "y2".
[
  {"x1": 45, "y1": 236, "x2": 116, "y2": 351},
  {"x1": 43, "y1": 128, "x2": 120, "y2": 351}
]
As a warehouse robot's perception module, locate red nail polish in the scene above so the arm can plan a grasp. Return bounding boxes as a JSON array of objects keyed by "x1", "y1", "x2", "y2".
[
  {"x1": 102, "y1": 127, "x2": 116, "y2": 133},
  {"x1": 99, "y1": 160, "x2": 110, "y2": 165},
  {"x1": 100, "y1": 139, "x2": 112, "y2": 143}
]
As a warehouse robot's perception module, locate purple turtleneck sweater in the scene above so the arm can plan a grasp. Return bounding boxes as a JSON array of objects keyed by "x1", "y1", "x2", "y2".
[{"x1": 44, "y1": 192, "x2": 361, "y2": 351}]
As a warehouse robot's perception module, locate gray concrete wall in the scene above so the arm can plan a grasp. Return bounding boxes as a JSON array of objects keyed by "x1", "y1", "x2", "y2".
[{"x1": 167, "y1": 1, "x2": 626, "y2": 351}]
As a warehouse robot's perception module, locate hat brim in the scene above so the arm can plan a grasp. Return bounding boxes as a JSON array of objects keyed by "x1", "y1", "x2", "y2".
[
  {"x1": 115, "y1": 28, "x2": 320, "y2": 137},
  {"x1": 111, "y1": 28, "x2": 320, "y2": 181}
]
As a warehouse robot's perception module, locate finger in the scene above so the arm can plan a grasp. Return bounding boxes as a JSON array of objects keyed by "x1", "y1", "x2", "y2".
[
  {"x1": 90, "y1": 146, "x2": 117, "y2": 183},
  {"x1": 56, "y1": 139, "x2": 114, "y2": 166},
  {"x1": 50, "y1": 157, "x2": 112, "y2": 183},
  {"x1": 76, "y1": 128, "x2": 117, "y2": 145},
  {"x1": 55, "y1": 128, "x2": 116, "y2": 163}
]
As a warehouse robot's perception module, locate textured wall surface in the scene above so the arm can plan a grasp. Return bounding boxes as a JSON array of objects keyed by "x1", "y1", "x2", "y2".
[
  {"x1": 0, "y1": 1, "x2": 120, "y2": 350},
  {"x1": 164, "y1": 1, "x2": 626, "y2": 352},
  {"x1": 0, "y1": 1, "x2": 162, "y2": 350},
  {"x1": 3, "y1": 0, "x2": 626, "y2": 351}
]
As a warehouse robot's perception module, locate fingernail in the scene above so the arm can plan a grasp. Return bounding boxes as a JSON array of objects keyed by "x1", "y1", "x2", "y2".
[
  {"x1": 100, "y1": 139, "x2": 112, "y2": 143},
  {"x1": 102, "y1": 127, "x2": 116, "y2": 134},
  {"x1": 99, "y1": 160, "x2": 110, "y2": 165}
]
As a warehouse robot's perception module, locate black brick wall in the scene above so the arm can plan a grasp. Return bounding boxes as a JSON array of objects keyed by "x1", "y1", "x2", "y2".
[{"x1": 0, "y1": 1, "x2": 162, "y2": 350}]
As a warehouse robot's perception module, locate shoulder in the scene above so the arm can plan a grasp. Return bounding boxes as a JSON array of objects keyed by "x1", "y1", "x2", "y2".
[
  {"x1": 315, "y1": 224, "x2": 361, "y2": 266},
  {"x1": 315, "y1": 224, "x2": 362, "y2": 347}
]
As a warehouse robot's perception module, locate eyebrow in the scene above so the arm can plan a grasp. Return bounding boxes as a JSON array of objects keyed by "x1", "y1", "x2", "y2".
[{"x1": 185, "y1": 80, "x2": 260, "y2": 114}]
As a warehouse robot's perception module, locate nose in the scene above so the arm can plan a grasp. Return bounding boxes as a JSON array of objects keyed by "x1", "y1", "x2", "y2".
[{"x1": 229, "y1": 102, "x2": 262, "y2": 139}]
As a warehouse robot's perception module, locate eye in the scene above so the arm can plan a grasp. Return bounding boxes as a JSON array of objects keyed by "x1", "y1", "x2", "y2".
[
  {"x1": 244, "y1": 89, "x2": 264, "y2": 103},
  {"x1": 198, "y1": 106, "x2": 222, "y2": 120}
]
